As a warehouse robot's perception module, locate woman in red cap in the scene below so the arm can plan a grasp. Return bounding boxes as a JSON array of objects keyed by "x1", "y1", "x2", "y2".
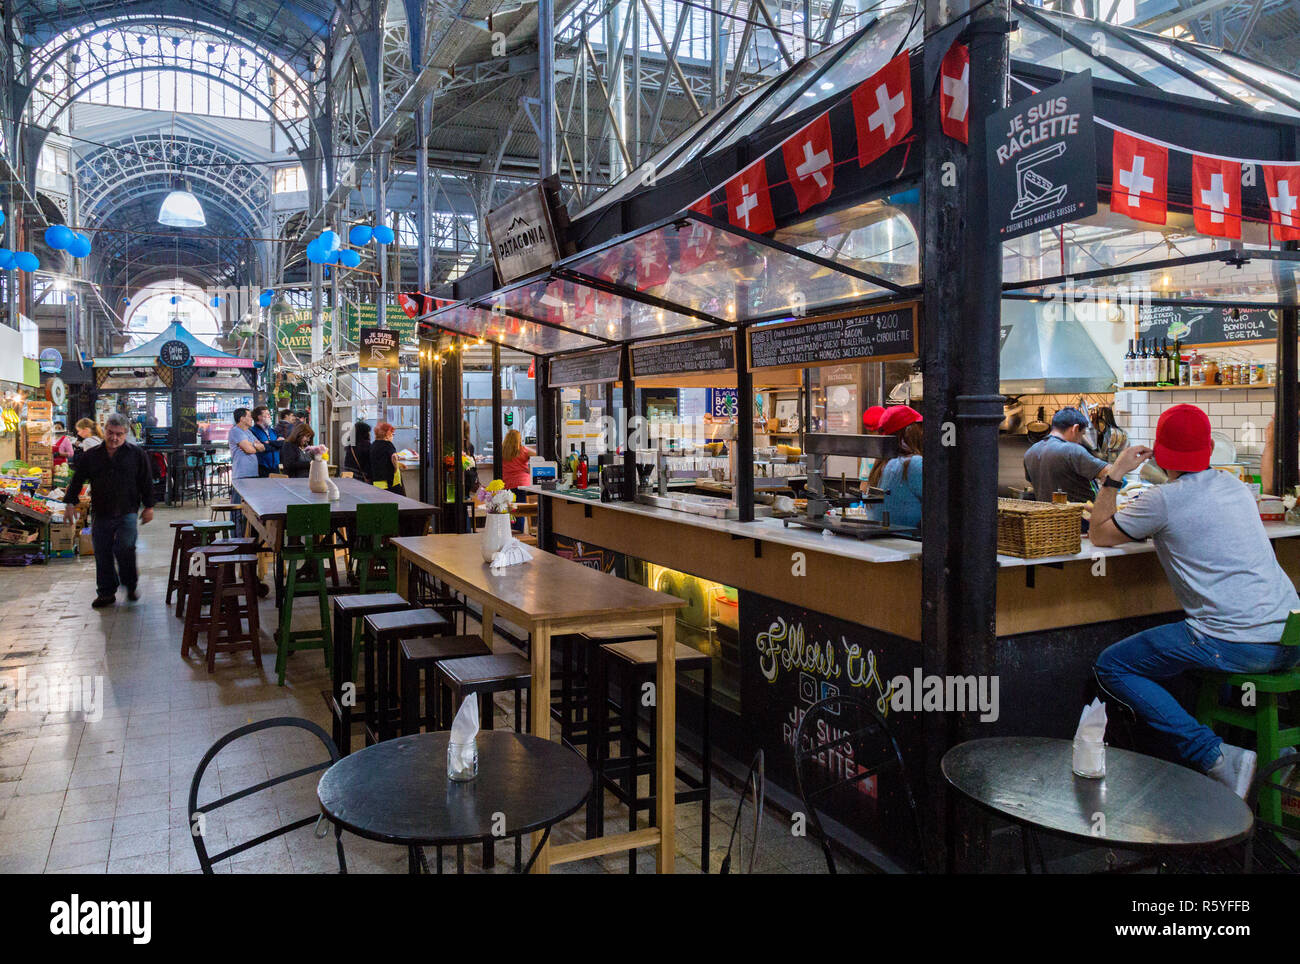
[
  {"x1": 865, "y1": 405, "x2": 924, "y2": 528},
  {"x1": 1091, "y1": 404, "x2": 1300, "y2": 797},
  {"x1": 862, "y1": 405, "x2": 886, "y2": 432}
]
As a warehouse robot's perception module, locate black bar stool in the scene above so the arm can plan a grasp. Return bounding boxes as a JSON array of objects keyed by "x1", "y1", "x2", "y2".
[
  {"x1": 399, "y1": 635, "x2": 492, "y2": 735},
  {"x1": 435, "y1": 652, "x2": 533, "y2": 871},
  {"x1": 328, "y1": 593, "x2": 418, "y2": 755},
  {"x1": 594, "y1": 639, "x2": 713, "y2": 873},
  {"x1": 361, "y1": 608, "x2": 453, "y2": 743}
]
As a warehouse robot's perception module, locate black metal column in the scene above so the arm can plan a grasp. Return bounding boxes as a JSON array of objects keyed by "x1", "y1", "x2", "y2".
[
  {"x1": 419, "y1": 338, "x2": 434, "y2": 506},
  {"x1": 1278, "y1": 310, "x2": 1298, "y2": 495},
  {"x1": 621, "y1": 345, "x2": 637, "y2": 502},
  {"x1": 491, "y1": 343, "x2": 503, "y2": 481},
  {"x1": 735, "y1": 327, "x2": 755, "y2": 522},
  {"x1": 920, "y1": 0, "x2": 1010, "y2": 874},
  {"x1": 536, "y1": 355, "x2": 554, "y2": 548}
]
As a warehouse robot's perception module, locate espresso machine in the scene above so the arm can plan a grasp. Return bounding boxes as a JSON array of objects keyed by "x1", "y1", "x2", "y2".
[{"x1": 783, "y1": 433, "x2": 921, "y2": 540}]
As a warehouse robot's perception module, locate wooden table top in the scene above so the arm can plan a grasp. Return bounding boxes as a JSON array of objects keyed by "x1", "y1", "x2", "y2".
[
  {"x1": 392, "y1": 533, "x2": 685, "y2": 625},
  {"x1": 236, "y1": 476, "x2": 436, "y2": 522}
]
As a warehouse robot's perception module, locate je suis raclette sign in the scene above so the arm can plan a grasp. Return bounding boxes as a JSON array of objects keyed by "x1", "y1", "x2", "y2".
[
  {"x1": 486, "y1": 184, "x2": 561, "y2": 284},
  {"x1": 987, "y1": 72, "x2": 1098, "y2": 241},
  {"x1": 360, "y1": 327, "x2": 400, "y2": 368}
]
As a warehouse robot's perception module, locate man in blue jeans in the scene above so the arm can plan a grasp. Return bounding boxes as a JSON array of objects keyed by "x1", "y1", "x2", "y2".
[
  {"x1": 1092, "y1": 403, "x2": 1300, "y2": 797},
  {"x1": 63, "y1": 413, "x2": 155, "y2": 608}
]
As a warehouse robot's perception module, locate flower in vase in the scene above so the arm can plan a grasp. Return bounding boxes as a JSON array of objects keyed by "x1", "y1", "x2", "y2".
[
  {"x1": 1284, "y1": 494, "x2": 1297, "y2": 511},
  {"x1": 486, "y1": 479, "x2": 505, "y2": 493}
]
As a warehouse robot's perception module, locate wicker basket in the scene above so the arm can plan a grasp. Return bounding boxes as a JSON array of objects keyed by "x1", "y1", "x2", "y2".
[{"x1": 997, "y1": 498, "x2": 1084, "y2": 558}]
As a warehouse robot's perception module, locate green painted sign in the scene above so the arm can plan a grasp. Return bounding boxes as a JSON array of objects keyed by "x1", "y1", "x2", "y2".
[
  {"x1": 347, "y1": 304, "x2": 418, "y2": 345},
  {"x1": 276, "y1": 308, "x2": 334, "y2": 357}
]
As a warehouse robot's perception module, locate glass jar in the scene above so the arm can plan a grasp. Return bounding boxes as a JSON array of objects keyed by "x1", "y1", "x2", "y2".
[{"x1": 447, "y1": 740, "x2": 478, "y2": 782}]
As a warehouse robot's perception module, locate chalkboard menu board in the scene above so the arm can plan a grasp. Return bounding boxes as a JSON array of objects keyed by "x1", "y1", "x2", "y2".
[
  {"x1": 1137, "y1": 304, "x2": 1277, "y2": 347},
  {"x1": 738, "y1": 591, "x2": 923, "y2": 868},
  {"x1": 548, "y1": 348, "x2": 622, "y2": 386},
  {"x1": 631, "y1": 331, "x2": 735, "y2": 378},
  {"x1": 747, "y1": 302, "x2": 918, "y2": 370},
  {"x1": 176, "y1": 393, "x2": 198, "y2": 444}
]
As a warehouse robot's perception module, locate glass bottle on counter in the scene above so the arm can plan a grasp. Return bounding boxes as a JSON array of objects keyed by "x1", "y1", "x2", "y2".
[{"x1": 576, "y1": 442, "x2": 589, "y2": 489}]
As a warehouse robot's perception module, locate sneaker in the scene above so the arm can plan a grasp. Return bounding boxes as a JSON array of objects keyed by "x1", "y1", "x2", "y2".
[
  {"x1": 126, "y1": 587, "x2": 140, "y2": 602},
  {"x1": 91, "y1": 595, "x2": 115, "y2": 609},
  {"x1": 1207, "y1": 742, "x2": 1257, "y2": 799}
]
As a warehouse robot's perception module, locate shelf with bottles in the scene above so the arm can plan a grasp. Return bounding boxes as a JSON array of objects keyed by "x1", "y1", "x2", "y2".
[{"x1": 1139, "y1": 383, "x2": 1275, "y2": 392}]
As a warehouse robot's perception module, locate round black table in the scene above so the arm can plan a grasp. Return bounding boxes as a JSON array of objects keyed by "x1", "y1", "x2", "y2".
[
  {"x1": 941, "y1": 737, "x2": 1254, "y2": 872},
  {"x1": 317, "y1": 731, "x2": 592, "y2": 873}
]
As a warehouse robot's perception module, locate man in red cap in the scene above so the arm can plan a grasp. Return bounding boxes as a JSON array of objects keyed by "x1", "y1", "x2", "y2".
[{"x1": 1091, "y1": 404, "x2": 1300, "y2": 796}]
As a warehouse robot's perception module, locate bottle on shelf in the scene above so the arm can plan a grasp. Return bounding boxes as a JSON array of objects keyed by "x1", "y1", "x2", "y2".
[
  {"x1": 1135, "y1": 339, "x2": 1146, "y2": 387},
  {"x1": 1175, "y1": 340, "x2": 1189, "y2": 386},
  {"x1": 1143, "y1": 338, "x2": 1158, "y2": 387},
  {"x1": 1162, "y1": 338, "x2": 1173, "y2": 386},
  {"x1": 1153, "y1": 338, "x2": 1164, "y2": 386},
  {"x1": 1124, "y1": 339, "x2": 1136, "y2": 387}
]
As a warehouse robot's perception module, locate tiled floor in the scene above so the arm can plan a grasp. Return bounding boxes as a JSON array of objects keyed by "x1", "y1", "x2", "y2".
[{"x1": 0, "y1": 505, "x2": 839, "y2": 874}]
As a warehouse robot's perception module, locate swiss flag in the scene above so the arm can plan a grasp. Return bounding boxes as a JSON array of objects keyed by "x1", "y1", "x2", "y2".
[
  {"x1": 678, "y1": 214, "x2": 715, "y2": 273},
  {"x1": 688, "y1": 196, "x2": 713, "y2": 218},
  {"x1": 1191, "y1": 155, "x2": 1241, "y2": 238},
  {"x1": 1263, "y1": 164, "x2": 1300, "y2": 241},
  {"x1": 1111, "y1": 131, "x2": 1168, "y2": 225},
  {"x1": 724, "y1": 158, "x2": 775, "y2": 234},
  {"x1": 398, "y1": 293, "x2": 420, "y2": 318},
  {"x1": 782, "y1": 112, "x2": 835, "y2": 212},
  {"x1": 939, "y1": 44, "x2": 970, "y2": 144},
  {"x1": 635, "y1": 230, "x2": 671, "y2": 290},
  {"x1": 852, "y1": 53, "x2": 912, "y2": 167}
]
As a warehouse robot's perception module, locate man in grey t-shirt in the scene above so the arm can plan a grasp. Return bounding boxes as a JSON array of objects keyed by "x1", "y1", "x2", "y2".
[
  {"x1": 1023, "y1": 408, "x2": 1110, "y2": 505},
  {"x1": 227, "y1": 408, "x2": 264, "y2": 541},
  {"x1": 1092, "y1": 404, "x2": 1300, "y2": 797}
]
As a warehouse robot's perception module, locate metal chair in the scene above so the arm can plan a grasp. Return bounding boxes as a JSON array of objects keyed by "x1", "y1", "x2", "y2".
[
  {"x1": 719, "y1": 750, "x2": 765, "y2": 875},
  {"x1": 188, "y1": 717, "x2": 346, "y2": 874},
  {"x1": 1244, "y1": 753, "x2": 1300, "y2": 873},
  {"x1": 792, "y1": 693, "x2": 922, "y2": 873}
]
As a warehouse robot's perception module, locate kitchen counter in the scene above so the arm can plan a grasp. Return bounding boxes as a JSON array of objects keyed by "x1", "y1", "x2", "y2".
[
  {"x1": 522, "y1": 486, "x2": 924, "y2": 564},
  {"x1": 527, "y1": 486, "x2": 1300, "y2": 567}
]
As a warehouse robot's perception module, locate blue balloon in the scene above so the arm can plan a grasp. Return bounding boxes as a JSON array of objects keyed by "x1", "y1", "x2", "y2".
[
  {"x1": 44, "y1": 225, "x2": 74, "y2": 250},
  {"x1": 348, "y1": 225, "x2": 372, "y2": 246},
  {"x1": 68, "y1": 234, "x2": 91, "y2": 258},
  {"x1": 15, "y1": 252, "x2": 40, "y2": 272},
  {"x1": 322, "y1": 249, "x2": 339, "y2": 265},
  {"x1": 121, "y1": 296, "x2": 131, "y2": 304},
  {"x1": 259, "y1": 290, "x2": 274, "y2": 308},
  {"x1": 339, "y1": 249, "x2": 361, "y2": 268},
  {"x1": 170, "y1": 295, "x2": 180, "y2": 305},
  {"x1": 372, "y1": 224, "x2": 394, "y2": 245},
  {"x1": 210, "y1": 296, "x2": 223, "y2": 307},
  {"x1": 306, "y1": 240, "x2": 328, "y2": 264},
  {"x1": 0, "y1": 209, "x2": 5, "y2": 228},
  {"x1": 320, "y1": 230, "x2": 339, "y2": 252},
  {"x1": 0, "y1": 249, "x2": 13, "y2": 270}
]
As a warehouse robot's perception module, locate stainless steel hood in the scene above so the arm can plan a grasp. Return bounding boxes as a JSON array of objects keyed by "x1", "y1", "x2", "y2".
[{"x1": 999, "y1": 299, "x2": 1117, "y2": 395}]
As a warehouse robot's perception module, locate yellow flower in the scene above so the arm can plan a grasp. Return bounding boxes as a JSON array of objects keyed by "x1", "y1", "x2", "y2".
[{"x1": 486, "y1": 479, "x2": 505, "y2": 492}]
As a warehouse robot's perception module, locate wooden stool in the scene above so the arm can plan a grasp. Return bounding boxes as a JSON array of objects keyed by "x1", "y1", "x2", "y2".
[
  {"x1": 351, "y1": 502, "x2": 399, "y2": 594},
  {"x1": 399, "y1": 634, "x2": 491, "y2": 736},
  {"x1": 175, "y1": 521, "x2": 236, "y2": 616},
  {"x1": 166, "y1": 520, "x2": 208, "y2": 608},
  {"x1": 435, "y1": 651, "x2": 533, "y2": 871},
  {"x1": 274, "y1": 504, "x2": 339, "y2": 686},
  {"x1": 1195, "y1": 610, "x2": 1300, "y2": 827},
  {"x1": 329, "y1": 593, "x2": 417, "y2": 755},
  {"x1": 180, "y1": 543, "x2": 256, "y2": 662},
  {"x1": 362, "y1": 608, "x2": 453, "y2": 743},
  {"x1": 595, "y1": 639, "x2": 713, "y2": 873},
  {"x1": 203, "y1": 554, "x2": 263, "y2": 672},
  {"x1": 209, "y1": 502, "x2": 240, "y2": 522}
]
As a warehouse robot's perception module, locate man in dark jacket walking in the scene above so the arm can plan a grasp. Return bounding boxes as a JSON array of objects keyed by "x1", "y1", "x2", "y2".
[{"x1": 63, "y1": 412, "x2": 155, "y2": 608}]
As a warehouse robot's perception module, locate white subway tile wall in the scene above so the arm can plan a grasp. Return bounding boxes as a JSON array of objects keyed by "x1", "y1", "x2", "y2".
[{"x1": 1120, "y1": 389, "x2": 1274, "y2": 460}]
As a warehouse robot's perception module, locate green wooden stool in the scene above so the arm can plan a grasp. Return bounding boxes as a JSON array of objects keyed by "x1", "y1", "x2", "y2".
[
  {"x1": 348, "y1": 503, "x2": 400, "y2": 680},
  {"x1": 1195, "y1": 610, "x2": 1300, "y2": 827},
  {"x1": 352, "y1": 503, "x2": 399, "y2": 594},
  {"x1": 274, "y1": 503, "x2": 336, "y2": 686}
]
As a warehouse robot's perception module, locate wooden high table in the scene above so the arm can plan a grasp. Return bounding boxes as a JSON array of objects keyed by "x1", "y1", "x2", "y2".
[
  {"x1": 236, "y1": 478, "x2": 436, "y2": 601},
  {"x1": 392, "y1": 533, "x2": 687, "y2": 873}
]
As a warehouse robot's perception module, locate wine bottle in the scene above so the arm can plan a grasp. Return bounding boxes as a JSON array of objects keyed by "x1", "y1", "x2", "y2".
[
  {"x1": 1124, "y1": 339, "x2": 1135, "y2": 387},
  {"x1": 577, "y1": 442, "x2": 589, "y2": 489}
]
